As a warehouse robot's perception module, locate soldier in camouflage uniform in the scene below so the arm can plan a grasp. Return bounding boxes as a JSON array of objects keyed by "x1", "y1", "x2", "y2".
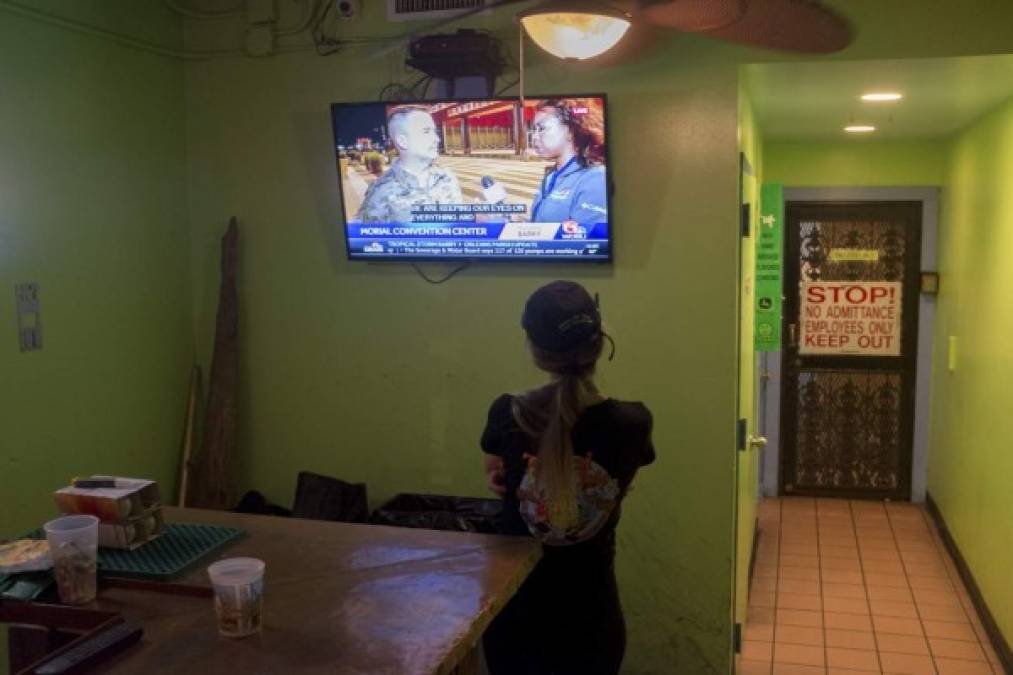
[{"x1": 355, "y1": 107, "x2": 463, "y2": 224}]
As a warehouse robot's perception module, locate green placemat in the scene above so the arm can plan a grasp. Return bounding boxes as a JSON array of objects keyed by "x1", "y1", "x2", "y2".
[
  {"x1": 98, "y1": 522, "x2": 246, "y2": 580},
  {"x1": 1, "y1": 522, "x2": 245, "y2": 591}
]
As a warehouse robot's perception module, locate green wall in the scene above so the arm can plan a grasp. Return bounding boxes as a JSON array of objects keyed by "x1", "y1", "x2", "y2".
[
  {"x1": 0, "y1": 4, "x2": 186, "y2": 671},
  {"x1": 929, "y1": 95, "x2": 1013, "y2": 646},
  {"x1": 764, "y1": 140, "x2": 947, "y2": 186},
  {"x1": 185, "y1": 44, "x2": 742, "y2": 674},
  {"x1": 0, "y1": 3, "x2": 189, "y2": 534}
]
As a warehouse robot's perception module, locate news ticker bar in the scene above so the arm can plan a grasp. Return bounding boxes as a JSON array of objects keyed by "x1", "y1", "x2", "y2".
[
  {"x1": 348, "y1": 238, "x2": 610, "y2": 259},
  {"x1": 348, "y1": 222, "x2": 608, "y2": 241}
]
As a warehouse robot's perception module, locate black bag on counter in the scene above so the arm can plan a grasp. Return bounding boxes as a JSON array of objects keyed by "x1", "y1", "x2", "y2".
[
  {"x1": 232, "y1": 490, "x2": 293, "y2": 517},
  {"x1": 370, "y1": 494, "x2": 502, "y2": 534},
  {"x1": 291, "y1": 471, "x2": 369, "y2": 523}
]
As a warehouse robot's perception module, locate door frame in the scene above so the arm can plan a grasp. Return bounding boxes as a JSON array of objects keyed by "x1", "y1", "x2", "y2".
[{"x1": 760, "y1": 186, "x2": 939, "y2": 502}]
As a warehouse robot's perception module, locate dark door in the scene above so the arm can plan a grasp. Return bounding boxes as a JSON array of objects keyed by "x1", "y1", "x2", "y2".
[{"x1": 780, "y1": 201, "x2": 922, "y2": 500}]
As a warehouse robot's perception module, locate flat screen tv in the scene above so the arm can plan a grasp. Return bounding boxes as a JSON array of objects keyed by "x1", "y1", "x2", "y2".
[{"x1": 331, "y1": 95, "x2": 612, "y2": 262}]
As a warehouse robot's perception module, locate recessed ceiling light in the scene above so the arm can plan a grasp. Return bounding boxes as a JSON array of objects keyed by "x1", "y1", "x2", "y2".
[
  {"x1": 861, "y1": 92, "x2": 903, "y2": 102},
  {"x1": 844, "y1": 125, "x2": 876, "y2": 133}
]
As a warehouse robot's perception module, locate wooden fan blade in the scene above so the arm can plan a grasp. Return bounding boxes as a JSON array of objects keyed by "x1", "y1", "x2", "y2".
[
  {"x1": 639, "y1": 0, "x2": 745, "y2": 32},
  {"x1": 702, "y1": 0, "x2": 853, "y2": 53},
  {"x1": 580, "y1": 21, "x2": 665, "y2": 67}
]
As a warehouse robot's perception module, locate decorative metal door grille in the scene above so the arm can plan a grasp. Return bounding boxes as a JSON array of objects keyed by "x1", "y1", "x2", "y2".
[
  {"x1": 781, "y1": 202, "x2": 921, "y2": 499},
  {"x1": 795, "y1": 371, "x2": 903, "y2": 491}
]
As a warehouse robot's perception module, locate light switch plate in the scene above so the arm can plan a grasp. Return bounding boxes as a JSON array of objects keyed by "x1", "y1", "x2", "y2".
[{"x1": 15, "y1": 282, "x2": 42, "y2": 351}]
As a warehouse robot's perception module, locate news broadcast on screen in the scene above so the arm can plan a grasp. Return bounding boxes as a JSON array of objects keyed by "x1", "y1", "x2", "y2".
[{"x1": 331, "y1": 96, "x2": 612, "y2": 261}]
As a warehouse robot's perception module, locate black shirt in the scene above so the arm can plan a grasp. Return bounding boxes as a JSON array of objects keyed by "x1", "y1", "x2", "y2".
[
  {"x1": 480, "y1": 393, "x2": 655, "y2": 675},
  {"x1": 480, "y1": 393, "x2": 655, "y2": 550}
]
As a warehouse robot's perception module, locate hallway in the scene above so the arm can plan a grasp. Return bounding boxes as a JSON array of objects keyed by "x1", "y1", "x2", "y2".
[{"x1": 738, "y1": 497, "x2": 1004, "y2": 674}]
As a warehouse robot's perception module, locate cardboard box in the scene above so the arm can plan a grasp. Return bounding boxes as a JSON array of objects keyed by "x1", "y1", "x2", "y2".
[{"x1": 54, "y1": 476, "x2": 164, "y2": 550}]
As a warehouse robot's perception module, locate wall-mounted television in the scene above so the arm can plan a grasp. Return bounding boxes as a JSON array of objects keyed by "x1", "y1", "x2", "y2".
[{"x1": 331, "y1": 95, "x2": 612, "y2": 262}]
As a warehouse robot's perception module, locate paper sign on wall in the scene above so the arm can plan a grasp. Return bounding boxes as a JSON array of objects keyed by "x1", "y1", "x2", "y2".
[{"x1": 799, "y1": 281, "x2": 902, "y2": 356}]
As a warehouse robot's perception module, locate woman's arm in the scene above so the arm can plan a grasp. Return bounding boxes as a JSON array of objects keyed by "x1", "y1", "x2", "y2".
[
  {"x1": 480, "y1": 394, "x2": 513, "y2": 496},
  {"x1": 483, "y1": 454, "x2": 507, "y2": 496}
]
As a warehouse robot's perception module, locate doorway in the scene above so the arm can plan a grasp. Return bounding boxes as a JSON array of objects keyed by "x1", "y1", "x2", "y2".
[{"x1": 779, "y1": 200, "x2": 922, "y2": 500}]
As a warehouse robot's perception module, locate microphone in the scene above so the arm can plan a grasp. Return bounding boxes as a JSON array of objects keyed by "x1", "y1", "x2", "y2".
[{"x1": 481, "y1": 176, "x2": 507, "y2": 204}]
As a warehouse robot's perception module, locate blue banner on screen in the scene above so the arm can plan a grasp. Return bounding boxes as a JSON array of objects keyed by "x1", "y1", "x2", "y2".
[{"x1": 331, "y1": 95, "x2": 612, "y2": 262}]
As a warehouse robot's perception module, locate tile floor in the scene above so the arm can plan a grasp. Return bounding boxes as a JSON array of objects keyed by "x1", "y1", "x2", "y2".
[{"x1": 737, "y1": 497, "x2": 1006, "y2": 675}]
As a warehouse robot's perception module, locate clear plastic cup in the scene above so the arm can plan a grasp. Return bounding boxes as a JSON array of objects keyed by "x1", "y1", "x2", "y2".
[
  {"x1": 44, "y1": 515, "x2": 99, "y2": 605},
  {"x1": 207, "y1": 557, "x2": 265, "y2": 638}
]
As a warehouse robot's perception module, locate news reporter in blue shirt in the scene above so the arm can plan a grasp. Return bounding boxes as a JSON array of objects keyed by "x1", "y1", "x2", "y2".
[{"x1": 529, "y1": 98, "x2": 609, "y2": 227}]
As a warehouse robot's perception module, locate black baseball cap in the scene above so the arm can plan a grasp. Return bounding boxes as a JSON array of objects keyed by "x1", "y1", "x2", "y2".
[{"x1": 521, "y1": 281, "x2": 602, "y2": 353}]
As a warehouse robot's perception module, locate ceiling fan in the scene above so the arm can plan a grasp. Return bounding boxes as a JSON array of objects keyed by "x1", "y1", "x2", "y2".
[
  {"x1": 637, "y1": 0, "x2": 852, "y2": 53},
  {"x1": 398, "y1": 0, "x2": 853, "y2": 59}
]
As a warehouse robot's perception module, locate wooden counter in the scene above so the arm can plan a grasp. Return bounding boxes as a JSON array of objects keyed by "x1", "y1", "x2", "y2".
[{"x1": 10, "y1": 507, "x2": 541, "y2": 675}]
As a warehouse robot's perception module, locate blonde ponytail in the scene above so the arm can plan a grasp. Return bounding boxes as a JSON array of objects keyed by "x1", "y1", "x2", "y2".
[{"x1": 512, "y1": 339, "x2": 605, "y2": 532}]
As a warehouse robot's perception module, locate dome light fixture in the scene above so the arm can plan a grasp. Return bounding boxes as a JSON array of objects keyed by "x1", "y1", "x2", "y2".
[
  {"x1": 844, "y1": 125, "x2": 876, "y2": 133},
  {"x1": 518, "y1": 1, "x2": 633, "y2": 61}
]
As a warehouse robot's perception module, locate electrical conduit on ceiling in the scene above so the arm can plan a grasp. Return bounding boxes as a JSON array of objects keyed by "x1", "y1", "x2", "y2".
[
  {"x1": 0, "y1": 0, "x2": 232, "y2": 59},
  {"x1": 0, "y1": 0, "x2": 392, "y2": 60}
]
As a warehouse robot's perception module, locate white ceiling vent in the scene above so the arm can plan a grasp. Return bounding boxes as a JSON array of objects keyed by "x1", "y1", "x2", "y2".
[{"x1": 387, "y1": 0, "x2": 490, "y2": 22}]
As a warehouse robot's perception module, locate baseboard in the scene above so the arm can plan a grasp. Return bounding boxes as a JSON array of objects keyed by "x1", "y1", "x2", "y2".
[
  {"x1": 736, "y1": 517, "x2": 762, "y2": 657},
  {"x1": 748, "y1": 516, "x2": 760, "y2": 587},
  {"x1": 925, "y1": 493, "x2": 1013, "y2": 674}
]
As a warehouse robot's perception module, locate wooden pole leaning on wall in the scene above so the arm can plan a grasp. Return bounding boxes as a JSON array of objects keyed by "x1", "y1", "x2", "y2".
[
  {"x1": 177, "y1": 365, "x2": 201, "y2": 508},
  {"x1": 187, "y1": 217, "x2": 239, "y2": 510}
]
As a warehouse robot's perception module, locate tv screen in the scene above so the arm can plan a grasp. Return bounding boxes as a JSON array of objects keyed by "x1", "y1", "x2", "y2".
[{"x1": 331, "y1": 96, "x2": 611, "y2": 261}]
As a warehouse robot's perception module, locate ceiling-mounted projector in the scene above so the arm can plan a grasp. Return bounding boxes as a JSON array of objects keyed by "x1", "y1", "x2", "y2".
[{"x1": 406, "y1": 29, "x2": 505, "y2": 88}]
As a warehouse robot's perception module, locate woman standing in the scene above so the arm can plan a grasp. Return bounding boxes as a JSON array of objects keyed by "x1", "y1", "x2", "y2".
[
  {"x1": 528, "y1": 99, "x2": 610, "y2": 228},
  {"x1": 481, "y1": 280, "x2": 655, "y2": 675}
]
